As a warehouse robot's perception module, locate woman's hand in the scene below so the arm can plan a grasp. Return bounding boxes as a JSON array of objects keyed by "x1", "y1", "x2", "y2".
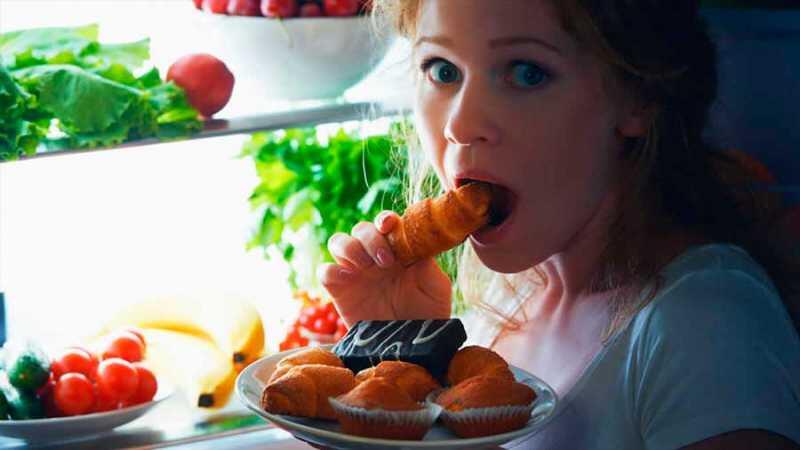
[{"x1": 319, "y1": 211, "x2": 452, "y2": 327}]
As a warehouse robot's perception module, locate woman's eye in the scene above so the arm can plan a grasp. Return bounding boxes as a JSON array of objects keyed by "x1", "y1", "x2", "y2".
[
  {"x1": 425, "y1": 60, "x2": 462, "y2": 84},
  {"x1": 506, "y1": 61, "x2": 549, "y2": 88}
]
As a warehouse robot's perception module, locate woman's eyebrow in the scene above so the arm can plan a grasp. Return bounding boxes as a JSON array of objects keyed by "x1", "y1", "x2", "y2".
[
  {"x1": 414, "y1": 35, "x2": 563, "y2": 56},
  {"x1": 489, "y1": 36, "x2": 563, "y2": 56}
]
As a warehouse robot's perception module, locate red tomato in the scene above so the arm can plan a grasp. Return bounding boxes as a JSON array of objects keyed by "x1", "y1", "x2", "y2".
[
  {"x1": 193, "y1": 0, "x2": 203, "y2": 9},
  {"x1": 92, "y1": 384, "x2": 119, "y2": 413},
  {"x1": 261, "y1": 0, "x2": 298, "y2": 18},
  {"x1": 167, "y1": 53, "x2": 235, "y2": 118},
  {"x1": 228, "y1": 0, "x2": 261, "y2": 15},
  {"x1": 203, "y1": 0, "x2": 229, "y2": 14},
  {"x1": 96, "y1": 358, "x2": 140, "y2": 402},
  {"x1": 51, "y1": 348, "x2": 97, "y2": 380},
  {"x1": 121, "y1": 327, "x2": 146, "y2": 349},
  {"x1": 323, "y1": 0, "x2": 359, "y2": 16},
  {"x1": 101, "y1": 331, "x2": 145, "y2": 363},
  {"x1": 126, "y1": 364, "x2": 158, "y2": 405},
  {"x1": 54, "y1": 373, "x2": 95, "y2": 416}
]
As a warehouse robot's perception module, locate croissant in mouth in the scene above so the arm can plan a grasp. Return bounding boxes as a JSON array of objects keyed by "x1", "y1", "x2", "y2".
[{"x1": 387, "y1": 182, "x2": 492, "y2": 267}]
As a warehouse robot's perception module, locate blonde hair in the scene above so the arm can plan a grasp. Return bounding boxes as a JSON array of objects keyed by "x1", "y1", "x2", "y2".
[{"x1": 374, "y1": 0, "x2": 800, "y2": 340}]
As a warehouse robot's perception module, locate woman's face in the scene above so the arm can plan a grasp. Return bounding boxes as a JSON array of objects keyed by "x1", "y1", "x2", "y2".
[{"x1": 414, "y1": 0, "x2": 647, "y2": 273}]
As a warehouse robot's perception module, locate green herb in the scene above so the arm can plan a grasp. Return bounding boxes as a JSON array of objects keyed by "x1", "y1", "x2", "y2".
[
  {"x1": 0, "y1": 25, "x2": 200, "y2": 160},
  {"x1": 242, "y1": 125, "x2": 408, "y2": 290}
]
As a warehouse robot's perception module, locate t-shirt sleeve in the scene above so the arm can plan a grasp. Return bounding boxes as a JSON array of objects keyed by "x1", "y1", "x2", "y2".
[{"x1": 630, "y1": 269, "x2": 800, "y2": 450}]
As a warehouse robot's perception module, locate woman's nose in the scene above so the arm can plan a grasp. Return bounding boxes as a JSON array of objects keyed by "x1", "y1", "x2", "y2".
[{"x1": 443, "y1": 81, "x2": 501, "y2": 147}]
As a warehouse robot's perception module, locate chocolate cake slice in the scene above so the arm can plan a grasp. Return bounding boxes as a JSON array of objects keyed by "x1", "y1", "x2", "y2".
[{"x1": 332, "y1": 319, "x2": 467, "y2": 381}]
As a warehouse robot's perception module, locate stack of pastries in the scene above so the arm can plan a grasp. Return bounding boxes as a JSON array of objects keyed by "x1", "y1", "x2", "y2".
[{"x1": 260, "y1": 319, "x2": 538, "y2": 440}]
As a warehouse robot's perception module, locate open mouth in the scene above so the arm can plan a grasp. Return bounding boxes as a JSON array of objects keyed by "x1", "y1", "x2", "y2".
[{"x1": 457, "y1": 178, "x2": 516, "y2": 228}]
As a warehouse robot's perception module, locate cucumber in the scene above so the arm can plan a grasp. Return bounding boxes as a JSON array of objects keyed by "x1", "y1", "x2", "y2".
[
  {"x1": 0, "y1": 377, "x2": 8, "y2": 420},
  {"x1": 0, "y1": 372, "x2": 44, "y2": 420},
  {"x1": 2, "y1": 340, "x2": 50, "y2": 392}
]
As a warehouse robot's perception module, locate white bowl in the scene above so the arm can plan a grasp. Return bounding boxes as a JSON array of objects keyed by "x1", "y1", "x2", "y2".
[{"x1": 184, "y1": 12, "x2": 395, "y2": 102}]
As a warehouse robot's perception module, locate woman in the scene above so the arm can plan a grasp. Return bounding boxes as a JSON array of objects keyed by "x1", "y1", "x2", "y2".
[{"x1": 320, "y1": 1, "x2": 800, "y2": 448}]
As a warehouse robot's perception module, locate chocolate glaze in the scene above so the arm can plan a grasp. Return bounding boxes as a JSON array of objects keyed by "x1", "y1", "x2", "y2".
[{"x1": 332, "y1": 319, "x2": 467, "y2": 381}]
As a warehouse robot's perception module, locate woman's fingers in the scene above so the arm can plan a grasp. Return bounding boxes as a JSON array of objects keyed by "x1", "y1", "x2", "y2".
[
  {"x1": 351, "y1": 221, "x2": 395, "y2": 269},
  {"x1": 327, "y1": 232, "x2": 375, "y2": 270},
  {"x1": 318, "y1": 262, "x2": 356, "y2": 297},
  {"x1": 374, "y1": 210, "x2": 400, "y2": 234}
]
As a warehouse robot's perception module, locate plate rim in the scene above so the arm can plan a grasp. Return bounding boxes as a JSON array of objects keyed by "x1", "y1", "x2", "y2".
[
  {"x1": 236, "y1": 345, "x2": 559, "y2": 448},
  {"x1": 0, "y1": 382, "x2": 173, "y2": 429}
]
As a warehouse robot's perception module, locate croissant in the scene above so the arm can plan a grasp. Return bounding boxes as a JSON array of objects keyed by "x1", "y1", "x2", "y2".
[
  {"x1": 354, "y1": 361, "x2": 441, "y2": 402},
  {"x1": 446, "y1": 345, "x2": 515, "y2": 386},
  {"x1": 387, "y1": 182, "x2": 492, "y2": 267},
  {"x1": 268, "y1": 346, "x2": 345, "y2": 384},
  {"x1": 261, "y1": 364, "x2": 356, "y2": 420}
]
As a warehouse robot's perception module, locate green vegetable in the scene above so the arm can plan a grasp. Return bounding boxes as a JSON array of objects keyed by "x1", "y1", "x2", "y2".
[
  {"x1": 0, "y1": 372, "x2": 44, "y2": 420},
  {"x1": 0, "y1": 24, "x2": 201, "y2": 161},
  {"x1": 0, "y1": 380, "x2": 8, "y2": 420},
  {"x1": 242, "y1": 125, "x2": 408, "y2": 290},
  {"x1": 3, "y1": 340, "x2": 50, "y2": 392}
]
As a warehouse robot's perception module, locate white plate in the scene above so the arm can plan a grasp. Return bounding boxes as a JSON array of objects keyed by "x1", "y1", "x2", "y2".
[
  {"x1": 0, "y1": 384, "x2": 172, "y2": 442},
  {"x1": 237, "y1": 345, "x2": 558, "y2": 449}
]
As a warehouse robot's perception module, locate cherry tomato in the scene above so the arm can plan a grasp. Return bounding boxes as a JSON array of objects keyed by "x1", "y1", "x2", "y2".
[
  {"x1": 51, "y1": 347, "x2": 97, "y2": 380},
  {"x1": 121, "y1": 327, "x2": 146, "y2": 349},
  {"x1": 92, "y1": 384, "x2": 119, "y2": 413},
  {"x1": 96, "y1": 358, "x2": 140, "y2": 402},
  {"x1": 326, "y1": 310, "x2": 338, "y2": 325},
  {"x1": 193, "y1": 0, "x2": 203, "y2": 9},
  {"x1": 54, "y1": 373, "x2": 95, "y2": 416},
  {"x1": 203, "y1": 0, "x2": 229, "y2": 14},
  {"x1": 323, "y1": 0, "x2": 359, "y2": 16},
  {"x1": 228, "y1": 0, "x2": 261, "y2": 15},
  {"x1": 261, "y1": 0, "x2": 298, "y2": 18},
  {"x1": 167, "y1": 53, "x2": 235, "y2": 118},
  {"x1": 128, "y1": 364, "x2": 158, "y2": 405},
  {"x1": 101, "y1": 331, "x2": 145, "y2": 363}
]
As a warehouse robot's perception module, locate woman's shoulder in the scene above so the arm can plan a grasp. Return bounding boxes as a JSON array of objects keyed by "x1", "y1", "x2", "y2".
[{"x1": 629, "y1": 243, "x2": 797, "y2": 351}]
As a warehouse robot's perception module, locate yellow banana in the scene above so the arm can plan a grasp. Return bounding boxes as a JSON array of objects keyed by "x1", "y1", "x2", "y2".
[
  {"x1": 100, "y1": 294, "x2": 265, "y2": 372},
  {"x1": 140, "y1": 328, "x2": 236, "y2": 409}
]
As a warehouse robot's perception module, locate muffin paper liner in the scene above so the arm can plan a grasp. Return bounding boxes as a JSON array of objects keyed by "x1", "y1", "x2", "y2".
[
  {"x1": 426, "y1": 388, "x2": 536, "y2": 428},
  {"x1": 329, "y1": 397, "x2": 442, "y2": 428}
]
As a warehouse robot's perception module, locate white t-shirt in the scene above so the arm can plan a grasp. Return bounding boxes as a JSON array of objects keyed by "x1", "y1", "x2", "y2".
[{"x1": 470, "y1": 244, "x2": 800, "y2": 449}]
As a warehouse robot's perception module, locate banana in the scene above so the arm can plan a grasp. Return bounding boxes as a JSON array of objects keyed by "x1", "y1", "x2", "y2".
[
  {"x1": 100, "y1": 294, "x2": 265, "y2": 372},
  {"x1": 140, "y1": 328, "x2": 237, "y2": 408}
]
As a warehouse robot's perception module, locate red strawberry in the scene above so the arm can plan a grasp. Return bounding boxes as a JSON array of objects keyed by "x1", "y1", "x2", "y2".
[
  {"x1": 203, "y1": 0, "x2": 230, "y2": 14},
  {"x1": 299, "y1": 2, "x2": 322, "y2": 17},
  {"x1": 323, "y1": 0, "x2": 359, "y2": 16},
  {"x1": 228, "y1": 0, "x2": 262, "y2": 15},
  {"x1": 261, "y1": 0, "x2": 298, "y2": 17}
]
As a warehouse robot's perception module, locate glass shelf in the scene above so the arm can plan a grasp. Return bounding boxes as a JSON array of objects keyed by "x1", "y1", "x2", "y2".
[{"x1": 7, "y1": 100, "x2": 410, "y2": 164}]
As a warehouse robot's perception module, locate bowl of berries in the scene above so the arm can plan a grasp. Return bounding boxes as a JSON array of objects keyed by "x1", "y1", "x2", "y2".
[{"x1": 187, "y1": 0, "x2": 395, "y2": 101}]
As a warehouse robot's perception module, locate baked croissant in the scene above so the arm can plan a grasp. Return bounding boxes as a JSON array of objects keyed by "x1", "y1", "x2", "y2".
[
  {"x1": 355, "y1": 361, "x2": 441, "y2": 402},
  {"x1": 387, "y1": 182, "x2": 492, "y2": 267},
  {"x1": 268, "y1": 346, "x2": 345, "y2": 384},
  {"x1": 446, "y1": 345, "x2": 515, "y2": 386},
  {"x1": 261, "y1": 364, "x2": 356, "y2": 420}
]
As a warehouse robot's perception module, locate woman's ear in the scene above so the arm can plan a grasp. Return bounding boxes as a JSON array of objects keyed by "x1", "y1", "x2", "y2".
[{"x1": 617, "y1": 103, "x2": 657, "y2": 138}]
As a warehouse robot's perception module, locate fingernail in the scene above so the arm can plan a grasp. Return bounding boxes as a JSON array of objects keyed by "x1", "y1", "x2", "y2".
[
  {"x1": 338, "y1": 267, "x2": 355, "y2": 279},
  {"x1": 376, "y1": 248, "x2": 394, "y2": 268},
  {"x1": 376, "y1": 212, "x2": 389, "y2": 228}
]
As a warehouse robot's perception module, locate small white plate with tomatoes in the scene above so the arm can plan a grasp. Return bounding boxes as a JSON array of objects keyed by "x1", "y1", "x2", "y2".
[
  {"x1": 0, "y1": 383, "x2": 172, "y2": 441},
  {"x1": 0, "y1": 329, "x2": 169, "y2": 441}
]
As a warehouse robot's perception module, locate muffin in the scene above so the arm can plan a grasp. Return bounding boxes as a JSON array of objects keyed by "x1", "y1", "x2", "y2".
[
  {"x1": 261, "y1": 364, "x2": 355, "y2": 420},
  {"x1": 446, "y1": 345, "x2": 515, "y2": 386},
  {"x1": 330, "y1": 377, "x2": 442, "y2": 440},
  {"x1": 355, "y1": 361, "x2": 441, "y2": 402},
  {"x1": 268, "y1": 346, "x2": 345, "y2": 384},
  {"x1": 434, "y1": 374, "x2": 537, "y2": 438}
]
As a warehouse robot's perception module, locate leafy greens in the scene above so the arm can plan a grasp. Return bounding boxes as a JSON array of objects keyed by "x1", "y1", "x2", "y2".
[{"x1": 0, "y1": 24, "x2": 201, "y2": 160}]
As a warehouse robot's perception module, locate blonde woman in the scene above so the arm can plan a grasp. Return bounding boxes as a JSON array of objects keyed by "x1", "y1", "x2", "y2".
[{"x1": 320, "y1": 1, "x2": 800, "y2": 448}]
